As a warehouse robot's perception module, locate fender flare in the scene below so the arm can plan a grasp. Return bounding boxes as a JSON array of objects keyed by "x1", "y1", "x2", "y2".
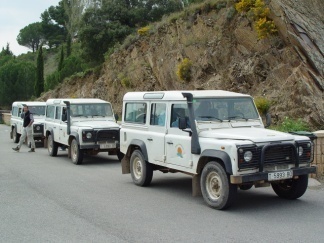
[
  {"x1": 46, "y1": 128, "x2": 55, "y2": 140},
  {"x1": 128, "y1": 139, "x2": 148, "y2": 161},
  {"x1": 200, "y1": 149, "x2": 233, "y2": 174},
  {"x1": 69, "y1": 132, "x2": 80, "y2": 145}
]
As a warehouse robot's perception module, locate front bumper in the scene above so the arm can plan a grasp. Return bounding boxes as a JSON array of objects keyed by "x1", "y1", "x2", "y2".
[{"x1": 230, "y1": 166, "x2": 316, "y2": 184}]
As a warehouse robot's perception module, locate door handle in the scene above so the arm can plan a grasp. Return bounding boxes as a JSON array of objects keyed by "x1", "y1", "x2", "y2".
[
  {"x1": 147, "y1": 138, "x2": 153, "y2": 141},
  {"x1": 167, "y1": 141, "x2": 173, "y2": 145}
]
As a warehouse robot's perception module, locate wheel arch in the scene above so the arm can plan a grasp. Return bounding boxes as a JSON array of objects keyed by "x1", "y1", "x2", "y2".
[
  {"x1": 122, "y1": 139, "x2": 148, "y2": 174},
  {"x1": 197, "y1": 149, "x2": 233, "y2": 175},
  {"x1": 68, "y1": 132, "x2": 79, "y2": 145}
]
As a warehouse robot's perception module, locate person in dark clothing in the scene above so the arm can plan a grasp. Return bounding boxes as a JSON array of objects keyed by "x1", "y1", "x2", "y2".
[{"x1": 12, "y1": 105, "x2": 36, "y2": 152}]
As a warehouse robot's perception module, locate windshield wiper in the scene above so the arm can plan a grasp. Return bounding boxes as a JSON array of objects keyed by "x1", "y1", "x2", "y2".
[
  {"x1": 73, "y1": 115, "x2": 88, "y2": 118},
  {"x1": 91, "y1": 115, "x2": 105, "y2": 117},
  {"x1": 197, "y1": 116, "x2": 223, "y2": 122},
  {"x1": 227, "y1": 116, "x2": 257, "y2": 121}
]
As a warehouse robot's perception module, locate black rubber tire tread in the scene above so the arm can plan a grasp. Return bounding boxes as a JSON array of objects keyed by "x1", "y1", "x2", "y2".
[
  {"x1": 271, "y1": 175, "x2": 308, "y2": 199},
  {"x1": 71, "y1": 139, "x2": 83, "y2": 165},
  {"x1": 130, "y1": 150, "x2": 153, "y2": 187},
  {"x1": 200, "y1": 162, "x2": 237, "y2": 210},
  {"x1": 13, "y1": 127, "x2": 20, "y2": 143},
  {"x1": 48, "y1": 134, "x2": 58, "y2": 156}
]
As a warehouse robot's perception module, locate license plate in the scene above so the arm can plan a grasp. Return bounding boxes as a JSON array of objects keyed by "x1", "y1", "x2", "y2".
[
  {"x1": 99, "y1": 143, "x2": 116, "y2": 149},
  {"x1": 268, "y1": 170, "x2": 293, "y2": 181}
]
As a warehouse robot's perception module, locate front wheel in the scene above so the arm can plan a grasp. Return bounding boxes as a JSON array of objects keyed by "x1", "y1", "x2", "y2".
[
  {"x1": 271, "y1": 175, "x2": 308, "y2": 199},
  {"x1": 12, "y1": 127, "x2": 20, "y2": 143},
  {"x1": 130, "y1": 150, "x2": 153, "y2": 186},
  {"x1": 48, "y1": 134, "x2": 58, "y2": 156},
  {"x1": 201, "y1": 162, "x2": 237, "y2": 210},
  {"x1": 71, "y1": 139, "x2": 83, "y2": 165}
]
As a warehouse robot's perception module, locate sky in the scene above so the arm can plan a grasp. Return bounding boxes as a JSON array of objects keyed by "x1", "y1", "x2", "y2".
[{"x1": 0, "y1": 0, "x2": 60, "y2": 56}]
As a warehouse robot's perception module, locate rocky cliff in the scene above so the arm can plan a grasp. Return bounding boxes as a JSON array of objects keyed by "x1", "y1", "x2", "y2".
[{"x1": 41, "y1": 0, "x2": 324, "y2": 130}]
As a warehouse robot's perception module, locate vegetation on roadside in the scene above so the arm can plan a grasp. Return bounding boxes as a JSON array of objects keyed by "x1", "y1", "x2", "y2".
[{"x1": 271, "y1": 117, "x2": 310, "y2": 132}]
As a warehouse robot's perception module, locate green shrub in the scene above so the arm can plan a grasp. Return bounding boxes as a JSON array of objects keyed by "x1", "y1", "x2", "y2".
[
  {"x1": 118, "y1": 73, "x2": 132, "y2": 88},
  {"x1": 176, "y1": 58, "x2": 193, "y2": 81},
  {"x1": 254, "y1": 97, "x2": 271, "y2": 115},
  {"x1": 271, "y1": 117, "x2": 310, "y2": 132},
  {"x1": 226, "y1": 7, "x2": 236, "y2": 21},
  {"x1": 138, "y1": 26, "x2": 151, "y2": 36}
]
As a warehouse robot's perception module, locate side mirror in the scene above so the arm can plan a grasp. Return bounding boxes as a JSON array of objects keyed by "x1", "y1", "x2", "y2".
[
  {"x1": 265, "y1": 113, "x2": 272, "y2": 128},
  {"x1": 114, "y1": 114, "x2": 119, "y2": 122},
  {"x1": 178, "y1": 117, "x2": 187, "y2": 130}
]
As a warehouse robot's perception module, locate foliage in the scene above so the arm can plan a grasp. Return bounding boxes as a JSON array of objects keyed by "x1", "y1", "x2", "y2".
[
  {"x1": 271, "y1": 117, "x2": 310, "y2": 132},
  {"x1": 138, "y1": 26, "x2": 151, "y2": 36},
  {"x1": 235, "y1": 0, "x2": 277, "y2": 39},
  {"x1": 226, "y1": 7, "x2": 237, "y2": 21},
  {"x1": 35, "y1": 47, "x2": 45, "y2": 97},
  {"x1": 58, "y1": 46, "x2": 64, "y2": 71},
  {"x1": 0, "y1": 58, "x2": 36, "y2": 106},
  {"x1": 17, "y1": 22, "x2": 43, "y2": 52},
  {"x1": 254, "y1": 97, "x2": 271, "y2": 115},
  {"x1": 176, "y1": 58, "x2": 192, "y2": 81},
  {"x1": 118, "y1": 73, "x2": 132, "y2": 88}
]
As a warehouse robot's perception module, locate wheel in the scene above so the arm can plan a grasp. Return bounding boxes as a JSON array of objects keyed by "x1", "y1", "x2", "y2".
[
  {"x1": 239, "y1": 184, "x2": 253, "y2": 190},
  {"x1": 271, "y1": 175, "x2": 308, "y2": 199},
  {"x1": 47, "y1": 134, "x2": 58, "y2": 156},
  {"x1": 130, "y1": 150, "x2": 153, "y2": 186},
  {"x1": 200, "y1": 162, "x2": 237, "y2": 210},
  {"x1": 117, "y1": 150, "x2": 124, "y2": 162},
  {"x1": 12, "y1": 127, "x2": 20, "y2": 143},
  {"x1": 71, "y1": 138, "x2": 83, "y2": 165}
]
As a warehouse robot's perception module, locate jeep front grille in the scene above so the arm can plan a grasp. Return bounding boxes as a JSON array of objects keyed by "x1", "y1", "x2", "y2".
[
  {"x1": 33, "y1": 124, "x2": 44, "y2": 134},
  {"x1": 96, "y1": 130, "x2": 119, "y2": 142},
  {"x1": 263, "y1": 145, "x2": 296, "y2": 164}
]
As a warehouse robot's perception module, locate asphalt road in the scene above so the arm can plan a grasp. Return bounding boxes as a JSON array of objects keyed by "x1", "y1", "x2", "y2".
[{"x1": 1, "y1": 124, "x2": 324, "y2": 243}]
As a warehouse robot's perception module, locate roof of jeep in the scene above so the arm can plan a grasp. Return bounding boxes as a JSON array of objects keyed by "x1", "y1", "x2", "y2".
[
  {"x1": 46, "y1": 98, "x2": 110, "y2": 105},
  {"x1": 12, "y1": 101, "x2": 46, "y2": 107},
  {"x1": 123, "y1": 90, "x2": 250, "y2": 101}
]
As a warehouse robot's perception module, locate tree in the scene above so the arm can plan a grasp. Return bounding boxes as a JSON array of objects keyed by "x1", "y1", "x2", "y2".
[
  {"x1": 0, "y1": 43, "x2": 14, "y2": 56},
  {"x1": 17, "y1": 22, "x2": 43, "y2": 52},
  {"x1": 58, "y1": 45, "x2": 64, "y2": 71},
  {"x1": 35, "y1": 47, "x2": 45, "y2": 97}
]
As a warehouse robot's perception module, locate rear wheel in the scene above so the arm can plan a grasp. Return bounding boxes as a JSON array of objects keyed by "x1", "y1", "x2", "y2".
[
  {"x1": 47, "y1": 134, "x2": 58, "y2": 156},
  {"x1": 71, "y1": 138, "x2": 83, "y2": 165},
  {"x1": 130, "y1": 150, "x2": 153, "y2": 186},
  {"x1": 271, "y1": 175, "x2": 308, "y2": 199},
  {"x1": 201, "y1": 162, "x2": 237, "y2": 210},
  {"x1": 12, "y1": 127, "x2": 20, "y2": 143}
]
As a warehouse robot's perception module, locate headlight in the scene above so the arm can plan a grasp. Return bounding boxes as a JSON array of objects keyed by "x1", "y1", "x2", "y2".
[
  {"x1": 244, "y1": 151, "x2": 253, "y2": 162},
  {"x1": 86, "y1": 132, "x2": 92, "y2": 139},
  {"x1": 36, "y1": 126, "x2": 40, "y2": 131},
  {"x1": 298, "y1": 146, "x2": 303, "y2": 156}
]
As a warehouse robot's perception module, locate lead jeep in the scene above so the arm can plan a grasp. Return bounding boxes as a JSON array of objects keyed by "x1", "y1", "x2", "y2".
[
  {"x1": 44, "y1": 98, "x2": 122, "y2": 165},
  {"x1": 120, "y1": 90, "x2": 316, "y2": 209},
  {"x1": 10, "y1": 101, "x2": 46, "y2": 146}
]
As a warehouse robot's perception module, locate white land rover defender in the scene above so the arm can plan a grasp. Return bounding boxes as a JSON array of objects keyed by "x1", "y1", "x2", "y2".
[
  {"x1": 44, "y1": 98, "x2": 122, "y2": 164},
  {"x1": 120, "y1": 90, "x2": 316, "y2": 209},
  {"x1": 10, "y1": 101, "x2": 46, "y2": 146}
]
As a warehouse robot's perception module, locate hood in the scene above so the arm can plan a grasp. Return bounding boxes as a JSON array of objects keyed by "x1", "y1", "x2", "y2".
[
  {"x1": 72, "y1": 120, "x2": 119, "y2": 129},
  {"x1": 199, "y1": 127, "x2": 296, "y2": 143}
]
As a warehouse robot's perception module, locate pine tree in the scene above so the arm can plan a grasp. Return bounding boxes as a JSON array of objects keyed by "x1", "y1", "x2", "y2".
[
  {"x1": 58, "y1": 45, "x2": 64, "y2": 71},
  {"x1": 35, "y1": 46, "x2": 44, "y2": 97},
  {"x1": 66, "y1": 34, "x2": 72, "y2": 57}
]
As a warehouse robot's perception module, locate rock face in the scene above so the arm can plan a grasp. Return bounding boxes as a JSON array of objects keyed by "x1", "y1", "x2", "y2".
[{"x1": 41, "y1": 1, "x2": 324, "y2": 130}]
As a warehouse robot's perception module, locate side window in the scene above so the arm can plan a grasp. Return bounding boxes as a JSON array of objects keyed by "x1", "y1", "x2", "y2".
[
  {"x1": 150, "y1": 103, "x2": 166, "y2": 126},
  {"x1": 170, "y1": 104, "x2": 189, "y2": 128},
  {"x1": 46, "y1": 105, "x2": 55, "y2": 119},
  {"x1": 124, "y1": 103, "x2": 147, "y2": 124},
  {"x1": 55, "y1": 106, "x2": 62, "y2": 120},
  {"x1": 12, "y1": 107, "x2": 18, "y2": 117}
]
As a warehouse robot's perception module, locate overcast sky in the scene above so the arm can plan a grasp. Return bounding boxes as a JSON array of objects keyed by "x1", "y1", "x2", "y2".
[{"x1": 0, "y1": 0, "x2": 60, "y2": 56}]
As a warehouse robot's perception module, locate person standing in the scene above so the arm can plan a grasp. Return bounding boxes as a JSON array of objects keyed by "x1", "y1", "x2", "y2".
[{"x1": 12, "y1": 105, "x2": 36, "y2": 152}]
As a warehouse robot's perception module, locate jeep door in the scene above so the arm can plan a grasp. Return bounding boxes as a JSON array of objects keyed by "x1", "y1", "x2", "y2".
[
  {"x1": 58, "y1": 106, "x2": 68, "y2": 144},
  {"x1": 165, "y1": 103, "x2": 192, "y2": 168},
  {"x1": 146, "y1": 103, "x2": 166, "y2": 163}
]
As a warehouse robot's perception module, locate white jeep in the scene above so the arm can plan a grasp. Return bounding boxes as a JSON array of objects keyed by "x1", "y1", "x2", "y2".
[
  {"x1": 120, "y1": 90, "x2": 316, "y2": 209},
  {"x1": 44, "y1": 98, "x2": 122, "y2": 164},
  {"x1": 10, "y1": 101, "x2": 46, "y2": 146}
]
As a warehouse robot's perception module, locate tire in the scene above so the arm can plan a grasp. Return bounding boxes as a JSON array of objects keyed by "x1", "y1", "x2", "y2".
[
  {"x1": 130, "y1": 150, "x2": 153, "y2": 187},
  {"x1": 47, "y1": 134, "x2": 58, "y2": 156},
  {"x1": 201, "y1": 162, "x2": 237, "y2": 210},
  {"x1": 12, "y1": 127, "x2": 20, "y2": 143},
  {"x1": 271, "y1": 175, "x2": 308, "y2": 199},
  {"x1": 117, "y1": 150, "x2": 124, "y2": 162},
  {"x1": 71, "y1": 138, "x2": 83, "y2": 165},
  {"x1": 239, "y1": 184, "x2": 253, "y2": 191}
]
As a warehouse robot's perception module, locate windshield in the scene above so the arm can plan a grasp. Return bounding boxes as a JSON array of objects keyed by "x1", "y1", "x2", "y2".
[
  {"x1": 70, "y1": 103, "x2": 113, "y2": 117},
  {"x1": 29, "y1": 106, "x2": 46, "y2": 116},
  {"x1": 193, "y1": 97, "x2": 259, "y2": 121}
]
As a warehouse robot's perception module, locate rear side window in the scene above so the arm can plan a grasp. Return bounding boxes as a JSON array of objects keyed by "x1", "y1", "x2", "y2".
[
  {"x1": 150, "y1": 103, "x2": 166, "y2": 126},
  {"x1": 55, "y1": 106, "x2": 62, "y2": 120},
  {"x1": 46, "y1": 106, "x2": 55, "y2": 119},
  {"x1": 12, "y1": 107, "x2": 18, "y2": 117},
  {"x1": 124, "y1": 103, "x2": 147, "y2": 124}
]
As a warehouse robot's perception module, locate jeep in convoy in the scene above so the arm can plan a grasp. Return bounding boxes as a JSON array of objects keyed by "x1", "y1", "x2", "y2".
[
  {"x1": 10, "y1": 101, "x2": 46, "y2": 146},
  {"x1": 120, "y1": 90, "x2": 316, "y2": 209},
  {"x1": 44, "y1": 98, "x2": 122, "y2": 164}
]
